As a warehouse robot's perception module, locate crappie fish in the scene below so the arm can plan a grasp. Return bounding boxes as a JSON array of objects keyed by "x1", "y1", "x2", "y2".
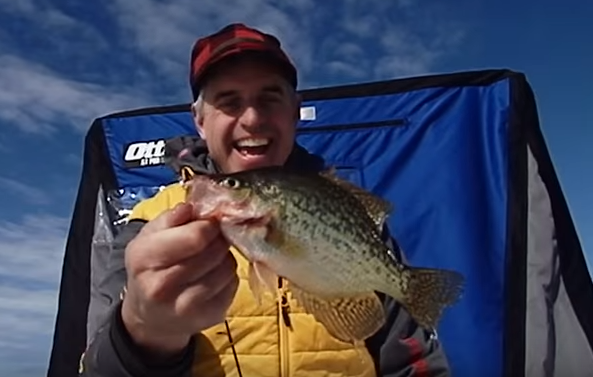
[{"x1": 185, "y1": 166, "x2": 464, "y2": 343}]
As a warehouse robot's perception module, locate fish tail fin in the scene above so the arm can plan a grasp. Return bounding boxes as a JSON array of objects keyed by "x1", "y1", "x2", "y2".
[{"x1": 396, "y1": 267, "x2": 465, "y2": 330}]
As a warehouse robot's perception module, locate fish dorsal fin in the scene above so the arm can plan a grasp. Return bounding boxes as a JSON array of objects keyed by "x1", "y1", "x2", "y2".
[{"x1": 319, "y1": 168, "x2": 393, "y2": 230}]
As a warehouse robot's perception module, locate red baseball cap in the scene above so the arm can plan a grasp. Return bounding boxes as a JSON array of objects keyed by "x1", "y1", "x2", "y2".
[{"x1": 189, "y1": 23, "x2": 298, "y2": 99}]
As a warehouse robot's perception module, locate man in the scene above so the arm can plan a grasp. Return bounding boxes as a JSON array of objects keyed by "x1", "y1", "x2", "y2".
[{"x1": 80, "y1": 23, "x2": 452, "y2": 377}]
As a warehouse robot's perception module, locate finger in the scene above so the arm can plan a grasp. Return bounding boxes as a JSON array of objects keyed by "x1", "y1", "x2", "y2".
[
  {"x1": 148, "y1": 236, "x2": 232, "y2": 298},
  {"x1": 175, "y1": 253, "x2": 239, "y2": 315},
  {"x1": 186, "y1": 248, "x2": 238, "y2": 287},
  {"x1": 130, "y1": 219, "x2": 228, "y2": 269},
  {"x1": 140, "y1": 202, "x2": 196, "y2": 235},
  {"x1": 189, "y1": 275, "x2": 240, "y2": 329}
]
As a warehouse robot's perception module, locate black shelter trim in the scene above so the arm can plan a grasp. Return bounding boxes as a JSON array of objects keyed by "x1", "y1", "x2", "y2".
[
  {"x1": 47, "y1": 120, "x2": 118, "y2": 377},
  {"x1": 522, "y1": 83, "x2": 593, "y2": 345},
  {"x1": 503, "y1": 73, "x2": 530, "y2": 376}
]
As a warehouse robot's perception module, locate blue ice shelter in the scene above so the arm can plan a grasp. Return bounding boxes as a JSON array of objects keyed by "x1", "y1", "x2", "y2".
[{"x1": 48, "y1": 69, "x2": 593, "y2": 377}]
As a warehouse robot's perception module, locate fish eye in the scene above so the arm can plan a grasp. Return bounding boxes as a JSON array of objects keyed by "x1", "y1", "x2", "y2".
[{"x1": 221, "y1": 177, "x2": 241, "y2": 189}]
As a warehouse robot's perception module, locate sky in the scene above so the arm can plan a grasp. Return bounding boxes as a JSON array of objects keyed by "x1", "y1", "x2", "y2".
[{"x1": 0, "y1": 0, "x2": 591, "y2": 375}]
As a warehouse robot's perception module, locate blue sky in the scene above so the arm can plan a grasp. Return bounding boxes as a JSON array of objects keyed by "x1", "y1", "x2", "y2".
[{"x1": 0, "y1": 0, "x2": 591, "y2": 375}]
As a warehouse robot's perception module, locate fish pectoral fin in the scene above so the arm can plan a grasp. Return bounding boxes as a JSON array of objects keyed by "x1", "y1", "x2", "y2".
[
  {"x1": 290, "y1": 285, "x2": 385, "y2": 343},
  {"x1": 248, "y1": 262, "x2": 279, "y2": 305},
  {"x1": 319, "y1": 169, "x2": 393, "y2": 230},
  {"x1": 397, "y1": 267, "x2": 465, "y2": 331},
  {"x1": 263, "y1": 221, "x2": 285, "y2": 249}
]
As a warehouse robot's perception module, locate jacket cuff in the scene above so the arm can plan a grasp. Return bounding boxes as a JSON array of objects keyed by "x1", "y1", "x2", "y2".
[{"x1": 110, "y1": 301, "x2": 196, "y2": 377}]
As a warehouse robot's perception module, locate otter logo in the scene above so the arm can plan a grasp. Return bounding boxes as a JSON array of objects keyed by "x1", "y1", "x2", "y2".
[{"x1": 123, "y1": 140, "x2": 166, "y2": 168}]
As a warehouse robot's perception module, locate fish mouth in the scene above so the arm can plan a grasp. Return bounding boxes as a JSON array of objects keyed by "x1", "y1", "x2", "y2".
[
  {"x1": 186, "y1": 174, "x2": 273, "y2": 226},
  {"x1": 199, "y1": 196, "x2": 252, "y2": 219},
  {"x1": 203, "y1": 192, "x2": 272, "y2": 227},
  {"x1": 227, "y1": 215, "x2": 269, "y2": 227},
  {"x1": 218, "y1": 198, "x2": 272, "y2": 226}
]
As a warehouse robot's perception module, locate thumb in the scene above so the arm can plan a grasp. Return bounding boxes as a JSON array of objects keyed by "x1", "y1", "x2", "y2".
[{"x1": 140, "y1": 202, "x2": 196, "y2": 234}]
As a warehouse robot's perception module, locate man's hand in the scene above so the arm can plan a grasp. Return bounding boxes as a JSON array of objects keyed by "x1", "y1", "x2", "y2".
[{"x1": 121, "y1": 202, "x2": 239, "y2": 356}]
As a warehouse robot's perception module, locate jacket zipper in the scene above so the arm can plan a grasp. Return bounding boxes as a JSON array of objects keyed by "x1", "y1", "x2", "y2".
[
  {"x1": 279, "y1": 278, "x2": 291, "y2": 377},
  {"x1": 296, "y1": 118, "x2": 407, "y2": 134}
]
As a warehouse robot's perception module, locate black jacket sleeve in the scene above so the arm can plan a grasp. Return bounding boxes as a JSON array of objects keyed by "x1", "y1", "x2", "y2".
[
  {"x1": 364, "y1": 228, "x2": 452, "y2": 377},
  {"x1": 80, "y1": 220, "x2": 196, "y2": 377}
]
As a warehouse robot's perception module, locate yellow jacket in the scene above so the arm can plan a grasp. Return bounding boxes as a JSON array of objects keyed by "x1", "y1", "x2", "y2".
[{"x1": 129, "y1": 182, "x2": 377, "y2": 377}]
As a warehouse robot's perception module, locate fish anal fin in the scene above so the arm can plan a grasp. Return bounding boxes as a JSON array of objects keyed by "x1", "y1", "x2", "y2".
[
  {"x1": 290, "y1": 285, "x2": 385, "y2": 343},
  {"x1": 248, "y1": 262, "x2": 279, "y2": 305},
  {"x1": 397, "y1": 267, "x2": 465, "y2": 331},
  {"x1": 319, "y1": 170, "x2": 392, "y2": 230}
]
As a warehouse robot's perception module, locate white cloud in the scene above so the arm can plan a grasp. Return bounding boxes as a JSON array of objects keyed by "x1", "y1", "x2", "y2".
[
  {"x1": 0, "y1": 0, "x2": 468, "y2": 137},
  {"x1": 1, "y1": 0, "x2": 37, "y2": 15},
  {"x1": 3, "y1": 0, "x2": 87, "y2": 30},
  {"x1": 106, "y1": 0, "x2": 465, "y2": 89},
  {"x1": 0, "y1": 213, "x2": 69, "y2": 375},
  {"x1": 0, "y1": 213, "x2": 68, "y2": 289},
  {"x1": 2, "y1": 0, "x2": 109, "y2": 53},
  {"x1": 107, "y1": 0, "x2": 317, "y2": 86},
  {"x1": 63, "y1": 152, "x2": 83, "y2": 168},
  {"x1": 0, "y1": 1, "x2": 165, "y2": 135},
  {"x1": 0, "y1": 288, "x2": 61, "y2": 376},
  {"x1": 0, "y1": 1, "x2": 466, "y2": 136},
  {"x1": 319, "y1": 1, "x2": 467, "y2": 82},
  {"x1": 0, "y1": 177, "x2": 50, "y2": 205},
  {"x1": 0, "y1": 55, "x2": 152, "y2": 135},
  {"x1": 0, "y1": 287, "x2": 59, "y2": 344}
]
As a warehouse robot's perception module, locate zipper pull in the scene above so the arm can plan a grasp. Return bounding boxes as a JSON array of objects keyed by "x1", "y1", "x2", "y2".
[
  {"x1": 281, "y1": 293, "x2": 292, "y2": 329},
  {"x1": 278, "y1": 278, "x2": 292, "y2": 329}
]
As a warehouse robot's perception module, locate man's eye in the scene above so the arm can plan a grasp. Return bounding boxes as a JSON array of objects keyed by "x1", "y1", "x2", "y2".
[
  {"x1": 259, "y1": 95, "x2": 282, "y2": 107},
  {"x1": 264, "y1": 94, "x2": 282, "y2": 102},
  {"x1": 220, "y1": 99, "x2": 240, "y2": 110}
]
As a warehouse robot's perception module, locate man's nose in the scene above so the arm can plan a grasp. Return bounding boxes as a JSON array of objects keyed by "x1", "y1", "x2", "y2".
[{"x1": 239, "y1": 105, "x2": 264, "y2": 129}]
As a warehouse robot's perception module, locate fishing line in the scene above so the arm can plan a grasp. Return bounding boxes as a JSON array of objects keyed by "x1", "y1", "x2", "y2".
[{"x1": 225, "y1": 319, "x2": 243, "y2": 377}]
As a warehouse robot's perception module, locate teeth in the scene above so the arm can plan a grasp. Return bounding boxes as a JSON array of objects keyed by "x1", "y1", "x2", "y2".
[{"x1": 235, "y1": 138, "x2": 270, "y2": 147}]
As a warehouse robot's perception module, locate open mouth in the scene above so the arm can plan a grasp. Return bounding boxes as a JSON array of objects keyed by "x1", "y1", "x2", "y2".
[{"x1": 233, "y1": 137, "x2": 272, "y2": 157}]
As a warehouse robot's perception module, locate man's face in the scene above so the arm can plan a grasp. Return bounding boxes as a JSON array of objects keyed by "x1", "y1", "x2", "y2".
[{"x1": 194, "y1": 57, "x2": 300, "y2": 174}]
